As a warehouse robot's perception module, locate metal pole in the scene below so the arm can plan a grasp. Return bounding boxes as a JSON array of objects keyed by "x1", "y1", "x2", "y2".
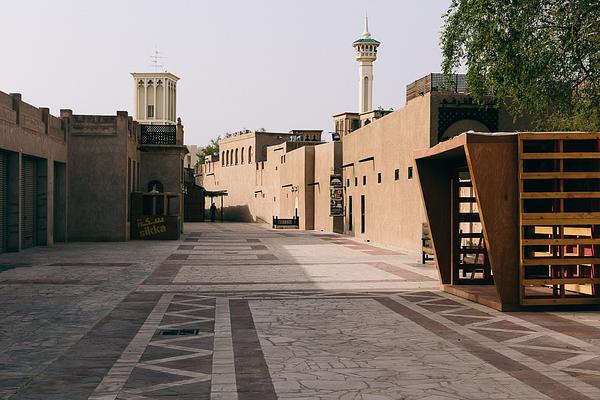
[{"x1": 220, "y1": 195, "x2": 223, "y2": 222}]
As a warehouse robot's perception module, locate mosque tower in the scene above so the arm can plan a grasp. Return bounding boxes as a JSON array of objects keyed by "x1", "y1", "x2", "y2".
[{"x1": 352, "y1": 16, "x2": 380, "y2": 113}]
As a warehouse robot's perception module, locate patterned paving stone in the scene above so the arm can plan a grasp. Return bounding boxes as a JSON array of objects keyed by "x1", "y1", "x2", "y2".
[{"x1": 4, "y1": 223, "x2": 600, "y2": 399}]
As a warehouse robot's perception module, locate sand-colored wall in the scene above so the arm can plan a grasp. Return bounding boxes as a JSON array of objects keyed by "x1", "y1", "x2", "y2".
[
  {"x1": 278, "y1": 146, "x2": 315, "y2": 230},
  {"x1": 342, "y1": 94, "x2": 431, "y2": 253},
  {"x1": 313, "y1": 141, "x2": 342, "y2": 232},
  {"x1": 201, "y1": 133, "x2": 286, "y2": 222}
]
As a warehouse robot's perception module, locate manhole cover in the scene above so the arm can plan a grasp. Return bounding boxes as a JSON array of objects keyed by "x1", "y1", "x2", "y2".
[{"x1": 159, "y1": 329, "x2": 199, "y2": 336}]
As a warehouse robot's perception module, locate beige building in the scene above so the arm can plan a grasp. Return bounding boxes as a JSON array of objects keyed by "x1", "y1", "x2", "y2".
[
  {"x1": 0, "y1": 91, "x2": 68, "y2": 252},
  {"x1": 201, "y1": 130, "x2": 344, "y2": 226},
  {"x1": 199, "y1": 19, "x2": 533, "y2": 255},
  {"x1": 1, "y1": 71, "x2": 188, "y2": 253},
  {"x1": 201, "y1": 72, "x2": 531, "y2": 255},
  {"x1": 341, "y1": 73, "x2": 531, "y2": 253}
]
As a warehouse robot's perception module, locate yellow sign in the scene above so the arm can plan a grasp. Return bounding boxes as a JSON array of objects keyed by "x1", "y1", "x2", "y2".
[{"x1": 137, "y1": 217, "x2": 168, "y2": 238}]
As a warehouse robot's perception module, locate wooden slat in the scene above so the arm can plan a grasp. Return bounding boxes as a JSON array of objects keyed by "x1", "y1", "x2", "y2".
[
  {"x1": 521, "y1": 152, "x2": 600, "y2": 159},
  {"x1": 521, "y1": 192, "x2": 600, "y2": 199},
  {"x1": 524, "y1": 278, "x2": 600, "y2": 286},
  {"x1": 522, "y1": 238, "x2": 600, "y2": 246},
  {"x1": 521, "y1": 218, "x2": 600, "y2": 226},
  {"x1": 522, "y1": 297, "x2": 600, "y2": 306},
  {"x1": 533, "y1": 226, "x2": 592, "y2": 236},
  {"x1": 521, "y1": 172, "x2": 600, "y2": 180},
  {"x1": 522, "y1": 257, "x2": 600, "y2": 266},
  {"x1": 520, "y1": 132, "x2": 600, "y2": 140},
  {"x1": 458, "y1": 232, "x2": 484, "y2": 238},
  {"x1": 458, "y1": 213, "x2": 480, "y2": 222},
  {"x1": 458, "y1": 181, "x2": 472, "y2": 187},
  {"x1": 458, "y1": 196, "x2": 477, "y2": 203},
  {"x1": 522, "y1": 212, "x2": 600, "y2": 220},
  {"x1": 458, "y1": 248, "x2": 485, "y2": 254}
]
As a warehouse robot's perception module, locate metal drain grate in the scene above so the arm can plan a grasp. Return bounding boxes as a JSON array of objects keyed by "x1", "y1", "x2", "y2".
[{"x1": 159, "y1": 329, "x2": 199, "y2": 336}]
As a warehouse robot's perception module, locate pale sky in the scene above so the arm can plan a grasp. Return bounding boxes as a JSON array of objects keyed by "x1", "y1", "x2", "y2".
[{"x1": 0, "y1": 0, "x2": 452, "y2": 145}]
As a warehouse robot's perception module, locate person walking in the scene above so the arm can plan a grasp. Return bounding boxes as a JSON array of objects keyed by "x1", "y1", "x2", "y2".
[{"x1": 210, "y1": 202, "x2": 217, "y2": 222}]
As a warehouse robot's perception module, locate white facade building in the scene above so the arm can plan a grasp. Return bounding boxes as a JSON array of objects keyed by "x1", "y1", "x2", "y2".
[
  {"x1": 353, "y1": 17, "x2": 380, "y2": 113},
  {"x1": 131, "y1": 72, "x2": 180, "y2": 125}
]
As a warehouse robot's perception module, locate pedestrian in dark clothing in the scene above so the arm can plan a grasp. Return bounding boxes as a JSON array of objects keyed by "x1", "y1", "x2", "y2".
[{"x1": 210, "y1": 203, "x2": 217, "y2": 222}]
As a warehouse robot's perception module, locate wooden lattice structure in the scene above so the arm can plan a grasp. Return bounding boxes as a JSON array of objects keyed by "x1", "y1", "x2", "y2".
[
  {"x1": 416, "y1": 131, "x2": 600, "y2": 311},
  {"x1": 518, "y1": 132, "x2": 600, "y2": 306}
]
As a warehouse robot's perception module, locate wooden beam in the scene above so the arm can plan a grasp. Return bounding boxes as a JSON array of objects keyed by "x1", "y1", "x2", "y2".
[
  {"x1": 522, "y1": 257, "x2": 600, "y2": 266},
  {"x1": 523, "y1": 278, "x2": 600, "y2": 286},
  {"x1": 521, "y1": 217, "x2": 600, "y2": 226},
  {"x1": 533, "y1": 226, "x2": 592, "y2": 236},
  {"x1": 519, "y1": 132, "x2": 600, "y2": 140},
  {"x1": 521, "y1": 192, "x2": 600, "y2": 199},
  {"x1": 521, "y1": 172, "x2": 600, "y2": 179},
  {"x1": 520, "y1": 152, "x2": 600, "y2": 159},
  {"x1": 522, "y1": 238, "x2": 600, "y2": 246},
  {"x1": 522, "y1": 212, "x2": 600, "y2": 220},
  {"x1": 466, "y1": 137, "x2": 520, "y2": 310},
  {"x1": 521, "y1": 297, "x2": 600, "y2": 306}
]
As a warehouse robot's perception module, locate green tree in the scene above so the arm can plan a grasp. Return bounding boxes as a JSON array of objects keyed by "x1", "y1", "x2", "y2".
[
  {"x1": 441, "y1": 0, "x2": 600, "y2": 130},
  {"x1": 196, "y1": 136, "x2": 220, "y2": 165}
]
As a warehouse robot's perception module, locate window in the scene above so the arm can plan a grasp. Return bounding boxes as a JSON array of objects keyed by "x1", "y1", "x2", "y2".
[
  {"x1": 408, "y1": 166, "x2": 414, "y2": 179},
  {"x1": 395, "y1": 169, "x2": 400, "y2": 180},
  {"x1": 377, "y1": 173, "x2": 381, "y2": 183},
  {"x1": 346, "y1": 179, "x2": 350, "y2": 187},
  {"x1": 235, "y1": 149, "x2": 239, "y2": 165},
  {"x1": 241, "y1": 147, "x2": 245, "y2": 164},
  {"x1": 248, "y1": 146, "x2": 253, "y2": 163},
  {"x1": 360, "y1": 195, "x2": 366, "y2": 233},
  {"x1": 362, "y1": 176, "x2": 366, "y2": 185},
  {"x1": 348, "y1": 196, "x2": 353, "y2": 231},
  {"x1": 147, "y1": 105, "x2": 154, "y2": 118},
  {"x1": 355, "y1": 177, "x2": 358, "y2": 187}
]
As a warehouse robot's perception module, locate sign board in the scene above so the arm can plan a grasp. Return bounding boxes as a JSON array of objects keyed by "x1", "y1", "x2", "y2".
[
  {"x1": 329, "y1": 174, "x2": 344, "y2": 217},
  {"x1": 132, "y1": 216, "x2": 180, "y2": 240}
]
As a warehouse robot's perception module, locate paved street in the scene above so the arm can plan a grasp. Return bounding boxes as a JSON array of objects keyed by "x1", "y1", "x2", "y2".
[{"x1": 2, "y1": 223, "x2": 600, "y2": 399}]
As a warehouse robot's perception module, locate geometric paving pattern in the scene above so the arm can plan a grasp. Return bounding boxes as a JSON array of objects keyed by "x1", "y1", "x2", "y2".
[
  {"x1": 6, "y1": 223, "x2": 600, "y2": 400},
  {"x1": 397, "y1": 291, "x2": 600, "y2": 399},
  {"x1": 117, "y1": 295, "x2": 216, "y2": 400}
]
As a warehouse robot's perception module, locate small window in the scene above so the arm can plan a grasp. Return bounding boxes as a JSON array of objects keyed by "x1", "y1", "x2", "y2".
[
  {"x1": 408, "y1": 166, "x2": 413, "y2": 179},
  {"x1": 362, "y1": 176, "x2": 366, "y2": 185},
  {"x1": 377, "y1": 173, "x2": 381, "y2": 183},
  {"x1": 355, "y1": 177, "x2": 358, "y2": 187},
  {"x1": 147, "y1": 105, "x2": 155, "y2": 118},
  {"x1": 347, "y1": 179, "x2": 350, "y2": 187},
  {"x1": 395, "y1": 169, "x2": 400, "y2": 181}
]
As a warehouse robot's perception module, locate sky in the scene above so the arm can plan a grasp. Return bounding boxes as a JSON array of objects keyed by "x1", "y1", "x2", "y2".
[{"x1": 0, "y1": 0, "x2": 453, "y2": 146}]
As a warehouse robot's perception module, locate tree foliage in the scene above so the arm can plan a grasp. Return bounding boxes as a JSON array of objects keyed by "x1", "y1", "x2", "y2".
[
  {"x1": 441, "y1": 0, "x2": 600, "y2": 130},
  {"x1": 196, "y1": 136, "x2": 220, "y2": 165}
]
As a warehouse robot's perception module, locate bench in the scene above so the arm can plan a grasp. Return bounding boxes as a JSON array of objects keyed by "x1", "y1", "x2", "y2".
[
  {"x1": 422, "y1": 222, "x2": 435, "y2": 264},
  {"x1": 272, "y1": 216, "x2": 299, "y2": 229}
]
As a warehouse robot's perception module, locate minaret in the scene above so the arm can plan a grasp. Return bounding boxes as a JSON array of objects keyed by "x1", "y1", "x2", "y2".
[{"x1": 352, "y1": 16, "x2": 380, "y2": 113}]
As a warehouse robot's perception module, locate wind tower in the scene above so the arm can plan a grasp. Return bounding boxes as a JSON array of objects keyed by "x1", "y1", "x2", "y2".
[
  {"x1": 131, "y1": 51, "x2": 180, "y2": 125},
  {"x1": 353, "y1": 16, "x2": 380, "y2": 113}
]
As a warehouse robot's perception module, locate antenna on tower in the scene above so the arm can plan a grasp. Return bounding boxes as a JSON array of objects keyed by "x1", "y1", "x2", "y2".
[{"x1": 150, "y1": 46, "x2": 167, "y2": 71}]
